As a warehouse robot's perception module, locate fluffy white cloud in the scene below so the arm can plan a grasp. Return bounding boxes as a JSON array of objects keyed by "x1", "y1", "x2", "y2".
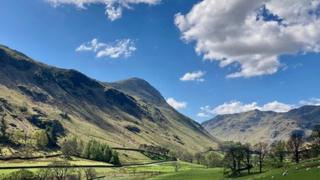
[
  {"x1": 47, "y1": 0, "x2": 161, "y2": 21},
  {"x1": 198, "y1": 101, "x2": 294, "y2": 117},
  {"x1": 260, "y1": 101, "x2": 293, "y2": 112},
  {"x1": 76, "y1": 38, "x2": 137, "y2": 58},
  {"x1": 197, "y1": 112, "x2": 210, "y2": 118},
  {"x1": 180, "y1": 71, "x2": 206, "y2": 82},
  {"x1": 166, "y1": 98, "x2": 187, "y2": 110},
  {"x1": 299, "y1": 98, "x2": 320, "y2": 106},
  {"x1": 175, "y1": 0, "x2": 320, "y2": 78}
]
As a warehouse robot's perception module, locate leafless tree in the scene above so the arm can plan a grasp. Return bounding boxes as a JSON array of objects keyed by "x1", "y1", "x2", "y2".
[
  {"x1": 49, "y1": 161, "x2": 73, "y2": 180},
  {"x1": 243, "y1": 143, "x2": 252, "y2": 174},
  {"x1": 36, "y1": 168, "x2": 52, "y2": 180},
  {"x1": 83, "y1": 168, "x2": 97, "y2": 180},
  {"x1": 287, "y1": 130, "x2": 305, "y2": 163},
  {"x1": 254, "y1": 142, "x2": 268, "y2": 173}
]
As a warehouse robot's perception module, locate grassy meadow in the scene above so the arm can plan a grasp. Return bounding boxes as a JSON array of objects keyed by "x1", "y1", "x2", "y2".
[{"x1": 0, "y1": 157, "x2": 320, "y2": 179}]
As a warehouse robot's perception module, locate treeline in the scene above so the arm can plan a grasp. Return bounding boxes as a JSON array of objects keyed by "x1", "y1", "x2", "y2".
[
  {"x1": 61, "y1": 137, "x2": 120, "y2": 165},
  {"x1": 0, "y1": 114, "x2": 6, "y2": 143},
  {"x1": 139, "y1": 144, "x2": 174, "y2": 161},
  {"x1": 167, "y1": 125, "x2": 320, "y2": 177},
  {"x1": 1, "y1": 120, "x2": 64, "y2": 150},
  {"x1": 165, "y1": 148, "x2": 224, "y2": 168},
  {"x1": 2, "y1": 161, "x2": 99, "y2": 180},
  {"x1": 218, "y1": 125, "x2": 320, "y2": 177},
  {"x1": 139, "y1": 144, "x2": 170, "y2": 155}
]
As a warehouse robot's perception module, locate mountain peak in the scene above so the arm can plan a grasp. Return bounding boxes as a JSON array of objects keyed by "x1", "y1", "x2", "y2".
[
  {"x1": 0, "y1": 44, "x2": 218, "y2": 153},
  {"x1": 111, "y1": 77, "x2": 166, "y2": 105},
  {"x1": 202, "y1": 105, "x2": 320, "y2": 144}
]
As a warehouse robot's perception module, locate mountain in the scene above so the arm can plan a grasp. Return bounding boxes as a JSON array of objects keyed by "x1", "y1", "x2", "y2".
[
  {"x1": 0, "y1": 45, "x2": 218, "y2": 159},
  {"x1": 202, "y1": 106, "x2": 320, "y2": 144}
]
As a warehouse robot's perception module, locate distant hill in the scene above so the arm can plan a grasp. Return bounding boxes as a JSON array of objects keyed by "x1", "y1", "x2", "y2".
[
  {"x1": 202, "y1": 106, "x2": 320, "y2": 144},
  {"x1": 0, "y1": 45, "x2": 218, "y2": 158}
]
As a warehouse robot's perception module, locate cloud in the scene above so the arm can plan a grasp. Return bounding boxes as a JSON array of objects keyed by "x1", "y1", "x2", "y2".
[
  {"x1": 47, "y1": 0, "x2": 161, "y2": 21},
  {"x1": 198, "y1": 101, "x2": 294, "y2": 117},
  {"x1": 260, "y1": 101, "x2": 294, "y2": 112},
  {"x1": 197, "y1": 112, "x2": 210, "y2": 118},
  {"x1": 166, "y1": 98, "x2": 187, "y2": 110},
  {"x1": 175, "y1": 0, "x2": 320, "y2": 78},
  {"x1": 76, "y1": 38, "x2": 137, "y2": 58},
  {"x1": 180, "y1": 71, "x2": 206, "y2": 82},
  {"x1": 299, "y1": 98, "x2": 320, "y2": 106}
]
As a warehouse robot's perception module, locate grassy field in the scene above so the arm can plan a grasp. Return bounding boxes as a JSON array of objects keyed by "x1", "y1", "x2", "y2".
[
  {"x1": 149, "y1": 158, "x2": 320, "y2": 180},
  {"x1": 0, "y1": 157, "x2": 112, "y2": 167},
  {"x1": 0, "y1": 160, "x2": 206, "y2": 180},
  {"x1": 1, "y1": 157, "x2": 320, "y2": 179},
  {"x1": 0, "y1": 157, "x2": 113, "y2": 179},
  {"x1": 150, "y1": 168, "x2": 224, "y2": 180}
]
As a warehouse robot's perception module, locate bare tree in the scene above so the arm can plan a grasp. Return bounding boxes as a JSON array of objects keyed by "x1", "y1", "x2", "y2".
[
  {"x1": 287, "y1": 130, "x2": 305, "y2": 163},
  {"x1": 83, "y1": 168, "x2": 97, "y2": 180},
  {"x1": 49, "y1": 161, "x2": 73, "y2": 180},
  {"x1": 60, "y1": 137, "x2": 79, "y2": 159},
  {"x1": 194, "y1": 152, "x2": 202, "y2": 164},
  {"x1": 270, "y1": 141, "x2": 286, "y2": 165},
  {"x1": 254, "y1": 142, "x2": 268, "y2": 173},
  {"x1": 36, "y1": 168, "x2": 52, "y2": 180},
  {"x1": 221, "y1": 142, "x2": 247, "y2": 176},
  {"x1": 173, "y1": 162, "x2": 181, "y2": 172},
  {"x1": 310, "y1": 125, "x2": 320, "y2": 155},
  {"x1": 243, "y1": 144, "x2": 252, "y2": 174}
]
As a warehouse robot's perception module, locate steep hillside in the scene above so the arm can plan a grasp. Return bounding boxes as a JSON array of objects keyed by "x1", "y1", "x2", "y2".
[
  {"x1": 0, "y1": 45, "x2": 218, "y2": 158},
  {"x1": 202, "y1": 107, "x2": 320, "y2": 144}
]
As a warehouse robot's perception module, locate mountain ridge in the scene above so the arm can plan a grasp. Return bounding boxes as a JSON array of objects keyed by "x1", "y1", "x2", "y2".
[
  {"x1": 202, "y1": 106, "x2": 320, "y2": 144},
  {"x1": 0, "y1": 45, "x2": 218, "y2": 160}
]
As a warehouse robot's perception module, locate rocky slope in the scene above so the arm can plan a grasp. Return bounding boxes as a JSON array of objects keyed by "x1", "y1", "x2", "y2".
[
  {"x1": 0, "y1": 45, "x2": 218, "y2": 158},
  {"x1": 202, "y1": 106, "x2": 320, "y2": 144}
]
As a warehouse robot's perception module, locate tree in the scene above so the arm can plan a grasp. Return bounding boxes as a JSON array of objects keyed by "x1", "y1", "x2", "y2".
[
  {"x1": 36, "y1": 168, "x2": 52, "y2": 180},
  {"x1": 0, "y1": 115, "x2": 7, "y2": 143},
  {"x1": 221, "y1": 142, "x2": 248, "y2": 176},
  {"x1": 34, "y1": 130, "x2": 49, "y2": 149},
  {"x1": 287, "y1": 130, "x2": 305, "y2": 163},
  {"x1": 194, "y1": 153, "x2": 206, "y2": 166},
  {"x1": 270, "y1": 141, "x2": 286, "y2": 166},
  {"x1": 310, "y1": 125, "x2": 320, "y2": 156},
  {"x1": 102, "y1": 146, "x2": 112, "y2": 162},
  {"x1": 83, "y1": 168, "x2": 97, "y2": 180},
  {"x1": 81, "y1": 139, "x2": 120, "y2": 165},
  {"x1": 180, "y1": 151, "x2": 193, "y2": 163},
  {"x1": 12, "y1": 129, "x2": 25, "y2": 144},
  {"x1": 110, "y1": 150, "x2": 120, "y2": 166},
  {"x1": 173, "y1": 162, "x2": 181, "y2": 172},
  {"x1": 194, "y1": 152, "x2": 203, "y2": 164},
  {"x1": 3, "y1": 169, "x2": 35, "y2": 180},
  {"x1": 49, "y1": 161, "x2": 73, "y2": 180},
  {"x1": 254, "y1": 142, "x2": 268, "y2": 173},
  {"x1": 243, "y1": 144, "x2": 252, "y2": 174},
  {"x1": 61, "y1": 137, "x2": 79, "y2": 159},
  {"x1": 205, "y1": 152, "x2": 223, "y2": 168}
]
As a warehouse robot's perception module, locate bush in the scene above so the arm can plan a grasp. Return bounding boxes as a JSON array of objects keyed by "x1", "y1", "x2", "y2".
[
  {"x1": 83, "y1": 168, "x2": 97, "y2": 180},
  {"x1": 81, "y1": 139, "x2": 120, "y2": 165},
  {"x1": 205, "y1": 152, "x2": 224, "y2": 168},
  {"x1": 61, "y1": 137, "x2": 81, "y2": 158},
  {"x1": 3, "y1": 169, "x2": 35, "y2": 180},
  {"x1": 33, "y1": 130, "x2": 49, "y2": 149},
  {"x1": 49, "y1": 161, "x2": 73, "y2": 180}
]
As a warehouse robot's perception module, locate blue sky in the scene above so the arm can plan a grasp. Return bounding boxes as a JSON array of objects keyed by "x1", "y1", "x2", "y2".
[{"x1": 1, "y1": 0, "x2": 320, "y2": 123}]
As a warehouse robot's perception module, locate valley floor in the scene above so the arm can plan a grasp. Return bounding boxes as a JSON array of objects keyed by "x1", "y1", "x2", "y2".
[
  {"x1": 0, "y1": 158, "x2": 320, "y2": 179},
  {"x1": 149, "y1": 157, "x2": 320, "y2": 180}
]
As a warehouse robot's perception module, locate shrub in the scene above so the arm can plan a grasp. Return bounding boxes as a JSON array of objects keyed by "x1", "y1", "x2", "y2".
[
  {"x1": 3, "y1": 169, "x2": 35, "y2": 180},
  {"x1": 33, "y1": 130, "x2": 49, "y2": 149},
  {"x1": 81, "y1": 139, "x2": 120, "y2": 165}
]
